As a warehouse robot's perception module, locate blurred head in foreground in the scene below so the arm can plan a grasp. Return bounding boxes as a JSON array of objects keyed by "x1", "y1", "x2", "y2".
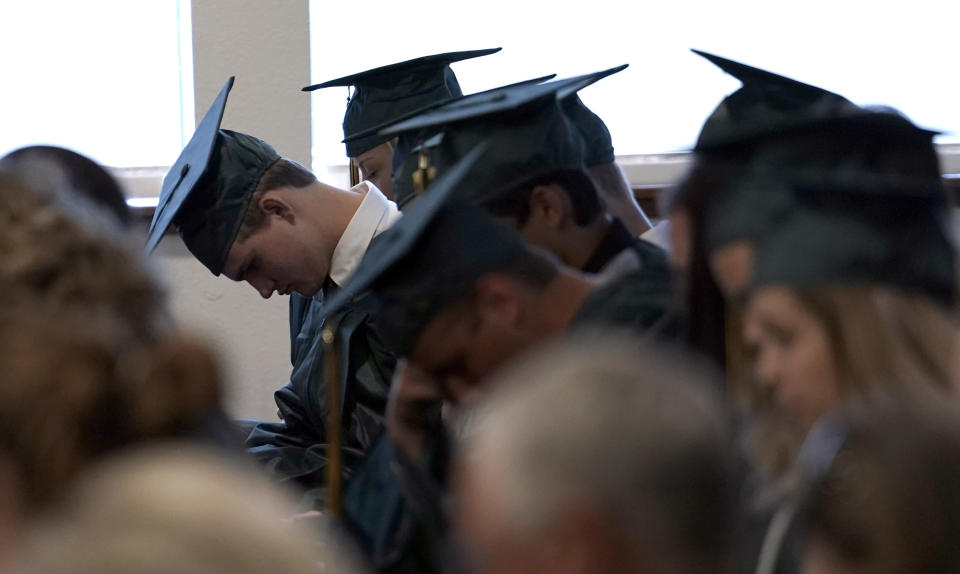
[
  {"x1": 0, "y1": 171, "x2": 168, "y2": 343},
  {"x1": 453, "y1": 334, "x2": 734, "y2": 574},
  {"x1": 0, "y1": 145, "x2": 132, "y2": 227},
  {"x1": 800, "y1": 402, "x2": 960, "y2": 574},
  {"x1": 0, "y1": 305, "x2": 231, "y2": 519},
  {"x1": 10, "y1": 445, "x2": 358, "y2": 574}
]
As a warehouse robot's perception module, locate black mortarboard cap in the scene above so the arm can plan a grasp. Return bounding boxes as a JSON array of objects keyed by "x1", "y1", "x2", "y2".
[
  {"x1": 338, "y1": 72, "x2": 558, "y2": 207},
  {"x1": 146, "y1": 77, "x2": 281, "y2": 275},
  {"x1": 367, "y1": 65, "x2": 628, "y2": 208},
  {"x1": 562, "y1": 95, "x2": 615, "y2": 166},
  {"x1": 692, "y1": 49, "x2": 860, "y2": 151},
  {"x1": 705, "y1": 107, "x2": 946, "y2": 251},
  {"x1": 319, "y1": 143, "x2": 528, "y2": 355},
  {"x1": 304, "y1": 49, "x2": 501, "y2": 158},
  {"x1": 714, "y1": 109, "x2": 956, "y2": 305}
]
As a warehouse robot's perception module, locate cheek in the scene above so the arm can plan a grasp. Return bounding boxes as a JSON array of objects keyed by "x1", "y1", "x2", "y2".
[
  {"x1": 783, "y1": 334, "x2": 842, "y2": 425},
  {"x1": 515, "y1": 215, "x2": 559, "y2": 254},
  {"x1": 710, "y1": 240, "x2": 755, "y2": 298},
  {"x1": 465, "y1": 328, "x2": 527, "y2": 382},
  {"x1": 375, "y1": 173, "x2": 393, "y2": 199}
]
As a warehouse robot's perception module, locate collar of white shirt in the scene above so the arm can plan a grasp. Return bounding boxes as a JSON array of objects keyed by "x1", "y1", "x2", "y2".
[{"x1": 328, "y1": 181, "x2": 402, "y2": 288}]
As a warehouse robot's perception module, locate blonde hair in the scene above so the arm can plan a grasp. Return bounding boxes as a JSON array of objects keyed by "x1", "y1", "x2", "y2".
[
  {"x1": 11, "y1": 445, "x2": 352, "y2": 574},
  {"x1": 743, "y1": 285, "x2": 960, "y2": 482}
]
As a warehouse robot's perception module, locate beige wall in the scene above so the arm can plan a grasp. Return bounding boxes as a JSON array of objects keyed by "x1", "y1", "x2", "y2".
[{"x1": 147, "y1": 0, "x2": 312, "y2": 421}]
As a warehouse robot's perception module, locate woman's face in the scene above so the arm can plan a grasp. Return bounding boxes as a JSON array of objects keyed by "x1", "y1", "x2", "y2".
[
  {"x1": 803, "y1": 539, "x2": 871, "y2": 574},
  {"x1": 743, "y1": 287, "x2": 842, "y2": 433},
  {"x1": 354, "y1": 141, "x2": 395, "y2": 199}
]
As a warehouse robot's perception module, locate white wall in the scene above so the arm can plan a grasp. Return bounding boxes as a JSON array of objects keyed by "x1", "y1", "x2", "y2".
[
  {"x1": 146, "y1": 0, "x2": 960, "y2": 422},
  {"x1": 146, "y1": 0, "x2": 313, "y2": 421}
]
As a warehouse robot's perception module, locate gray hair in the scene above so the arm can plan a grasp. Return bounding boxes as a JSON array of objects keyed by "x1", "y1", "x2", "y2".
[{"x1": 463, "y1": 333, "x2": 734, "y2": 572}]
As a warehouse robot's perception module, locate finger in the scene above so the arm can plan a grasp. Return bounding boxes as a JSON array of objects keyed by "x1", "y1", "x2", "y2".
[
  {"x1": 443, "y1": 375, "x2": 483, "y2": 406},
  {"x1": 392, "y1": 361, "x2": 446, "y2": 401}
]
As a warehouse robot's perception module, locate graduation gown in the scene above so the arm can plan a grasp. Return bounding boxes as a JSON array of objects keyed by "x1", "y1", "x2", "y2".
[
  {"x1": 573, "y1": 230, "x2": 679, "y2": 340},
  {"x1": 244, "y1": 286, "x2": 394, "y2": 508},
  {"x1": 342, "y1": 238, "x2": 679, "y2": 572},
  {"x1": 581, "y1": 217, "x2": 644, "y2": 274}
]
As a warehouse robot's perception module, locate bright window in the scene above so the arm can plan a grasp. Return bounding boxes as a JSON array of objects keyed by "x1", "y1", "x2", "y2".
[
  {"x1": 308, "y1": 0, "x2": 959, "y2": 174},
  {"x1": 0, "y1": 0, "x2": 193, "y2": 168}
]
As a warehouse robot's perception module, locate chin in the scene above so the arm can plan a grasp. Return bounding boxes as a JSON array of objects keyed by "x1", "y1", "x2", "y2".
[{"x1": 296, "y1": 281, "x2": 323, "y2": 298}]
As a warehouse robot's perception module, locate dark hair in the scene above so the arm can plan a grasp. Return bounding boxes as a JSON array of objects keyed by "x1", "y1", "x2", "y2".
[
  {"x1": 497, "y1": 247, "x2": 559, "y2": 288},
  {"x1": 481, "y1": 169, "x2": 604, "y2": 227},
  {"x1": 0, "y1": 145, "x2": 132, "y2": 226},
  {"x1": 433, "y1": 248, "x2": 560, "y2": 325},
  {"x1": 670, "y1": 153, "x2": 748, "y2": 370},
  {"x1": 236, "y1": 158, "x2": 317, "y2": 241}
]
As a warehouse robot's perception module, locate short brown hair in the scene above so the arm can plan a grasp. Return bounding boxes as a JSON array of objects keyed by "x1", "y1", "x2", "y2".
[
  {"x1": 235, "y1": 158, "x2": 317, "y2": 242},
  {"x1": 0, "y1": 306, "x2": 225, "y2": 512}
]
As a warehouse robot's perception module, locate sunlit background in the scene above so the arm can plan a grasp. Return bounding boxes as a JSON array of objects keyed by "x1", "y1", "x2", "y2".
[{"x1": 1, "y1": 0, "x2": 957, "y2": 174}]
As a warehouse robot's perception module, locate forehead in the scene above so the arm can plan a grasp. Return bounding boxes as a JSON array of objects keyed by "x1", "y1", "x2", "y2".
[
  {"x1": 411, "y1": 305, "x2": 474, "y2": 370},
  {"x1": 354, "y1": 142, "x2": 393, "y2": 164}
]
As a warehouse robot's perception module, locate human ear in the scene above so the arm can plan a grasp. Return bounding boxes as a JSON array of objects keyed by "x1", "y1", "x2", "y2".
[
  {"x1": 529, "y1": 185, "x2": 568, "y2": 228},
  {"x1": 257, "y1": 191, "x2": 295, "y2": 224},
  {"x1": 473, "y1": 274, "x2": 524, "y2": 330}
]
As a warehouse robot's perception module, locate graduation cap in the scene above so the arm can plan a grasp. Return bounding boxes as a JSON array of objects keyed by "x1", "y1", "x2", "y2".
[
  {"x1": 304, "y1": 48, "x2": 501, "y2": 158},
  {"x1": 562, "y1": 95, "x2": 615, "y2": 166},
  {"x1": 711, "y1": 109, "x2": 956, "y2": 306},
  {"x1": 361, "y1": 65, "x2": 628, "y2": 208},
  {"x1": 692, "y1": 49, "x2": 861, "y2": 151},
  {"x1": 319, "y1": 143, "x2": 528, "y2": 355},
  {"x1": 146, "y1": 77, "x2": 281, "y2": 275}
]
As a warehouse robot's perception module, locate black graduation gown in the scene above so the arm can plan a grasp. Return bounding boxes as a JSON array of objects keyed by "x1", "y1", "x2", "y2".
[
  {"x1": 581, "y1": 217, "x2": 643, "y2": 274},
  {"x1": 244, "y1": 285, "x2": 394, "y2": 509},
  {"x1": 342, "y1": 237, "x2": 679, "y2": 572},
  {"x1": 572, "y1": 230, "x2": 679, "y2": 340}
]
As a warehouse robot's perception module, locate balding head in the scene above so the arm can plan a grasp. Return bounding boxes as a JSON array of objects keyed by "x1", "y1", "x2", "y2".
[{"x1": 454, "y1": 334, "x2": 734, "y2": 574}]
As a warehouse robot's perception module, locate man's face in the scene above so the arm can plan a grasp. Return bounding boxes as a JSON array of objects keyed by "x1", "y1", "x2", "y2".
[
  {"x1": 223, "y1": 216, "x2": 331, "y2": 299},
  {"x1": 354, "y1": 141, "x2": 394, "y2": 200},
  {"x1": 410, "y1": 285, "x2": 536, "y2": 399}
]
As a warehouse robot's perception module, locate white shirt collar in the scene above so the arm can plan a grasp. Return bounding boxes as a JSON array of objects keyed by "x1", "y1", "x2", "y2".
[{"x1": 329, "y1": 181, "x2": 401, "y2": 287}]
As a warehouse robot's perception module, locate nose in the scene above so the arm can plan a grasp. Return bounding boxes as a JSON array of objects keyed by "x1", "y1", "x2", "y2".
[
  {"x1": 753, "y1": 347, "x2": 781, "y2": 394},
  {"x1": 247, "y1": 276, "x2": 275, "y2": 299}
]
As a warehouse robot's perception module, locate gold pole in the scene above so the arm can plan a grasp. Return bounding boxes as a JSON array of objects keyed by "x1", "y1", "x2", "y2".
[
  {"x1": 322, "y1": 323, "x2": 343, "y2": 518},
  {"x1": 349, "y1": 158, "x2": 361, "y2": 188}
]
